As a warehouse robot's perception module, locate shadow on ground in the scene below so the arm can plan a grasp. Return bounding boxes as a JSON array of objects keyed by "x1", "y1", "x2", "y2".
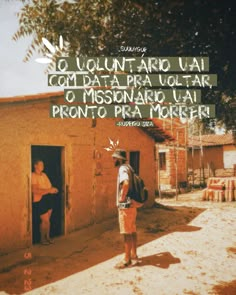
[
  {"x1": 0, "y1": 204, "x2": 205, "y2": 294},
  {"x1": 137, "y1": 252, "x2": 181, "y2": 269},
  {"x1": 211, "y1": 279, "x2": 236, "y2": 295}
]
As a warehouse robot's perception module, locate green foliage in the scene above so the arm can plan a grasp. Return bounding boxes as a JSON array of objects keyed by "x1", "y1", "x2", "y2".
[
  {"x1": 13, "y1": 0, "x2": 236, "y2": 131},
  {"x1": 13, "y1": 0, "x2": 115, "y2": 60}
]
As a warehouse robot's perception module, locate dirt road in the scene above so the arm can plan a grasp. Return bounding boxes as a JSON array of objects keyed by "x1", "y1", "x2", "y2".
[{"x1": 0, "y1": 191, "x2": 235, "y2": 295}]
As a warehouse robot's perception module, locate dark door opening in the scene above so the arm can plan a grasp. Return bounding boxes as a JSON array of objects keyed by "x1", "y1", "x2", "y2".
[
  {"x1": 130, "y1": 151, "x2": 140, "y2": 175},
  {"x1": 31, "y1": 145, "x2": 65, "y2": 244}
]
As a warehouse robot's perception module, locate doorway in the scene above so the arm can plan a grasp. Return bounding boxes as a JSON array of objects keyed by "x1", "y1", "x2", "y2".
[
  {"x1": 31, "y1": 145, "x2": 65, "y2": 244},
  {"x1": 130, "y1": 151, "x2": 140, "y2": 175}
]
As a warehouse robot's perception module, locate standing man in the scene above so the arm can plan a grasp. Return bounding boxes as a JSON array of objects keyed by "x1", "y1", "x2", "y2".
[{"x1": 112, "y1": 149, "x2": 139, "y2": 269}]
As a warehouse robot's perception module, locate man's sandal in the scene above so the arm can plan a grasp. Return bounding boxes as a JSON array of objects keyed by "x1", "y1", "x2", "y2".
[
  {"x1": 47, "y1": 239, "x2": 55, "y2": 244},
  {"x1": 40, "y1": 240, "x2": 50, "y2": 246},
  {"x1": 114, "y1": 260, "x2": 131, "y2": 269},
  {"x1": 131, "y1": 256, "x2": 140, "y2": 266}
]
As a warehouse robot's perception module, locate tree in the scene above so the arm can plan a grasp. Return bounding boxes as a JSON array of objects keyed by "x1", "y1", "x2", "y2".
[{"x1": 13, "y1": 0, "x2": 236, "y2": 132}]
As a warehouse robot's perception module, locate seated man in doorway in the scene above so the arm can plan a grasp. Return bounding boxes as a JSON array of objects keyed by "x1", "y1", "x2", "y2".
[{"x1": 32, "y1": 159, "x2": 58, "y2": 245}]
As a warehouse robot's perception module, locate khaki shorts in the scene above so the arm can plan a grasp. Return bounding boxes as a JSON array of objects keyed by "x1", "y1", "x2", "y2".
[{"x1": 118, "y1": 207, "x2": 137, "y2": 234}]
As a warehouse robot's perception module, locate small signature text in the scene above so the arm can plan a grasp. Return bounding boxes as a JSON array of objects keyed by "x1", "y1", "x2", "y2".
[
  {"x1": 119, "y1": 46, "x2": 147, "y2": 53},
  {"x1": 116, "y1": 121, "x2": 154, "y2": 127}
]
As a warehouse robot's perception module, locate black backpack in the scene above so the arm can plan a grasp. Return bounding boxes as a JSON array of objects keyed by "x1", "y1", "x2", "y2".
[{"x1": 124, "y1": 164, "x2": 148, "y2": 205}]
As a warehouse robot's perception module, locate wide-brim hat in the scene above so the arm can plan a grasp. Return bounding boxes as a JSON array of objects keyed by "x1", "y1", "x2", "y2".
[{"x1": 112, "y1": 149, "x2": 127, "y2": 160}]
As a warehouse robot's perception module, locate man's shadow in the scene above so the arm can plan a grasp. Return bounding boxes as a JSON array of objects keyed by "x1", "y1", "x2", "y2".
[{"x1": 137, "y1": 252, "x2": 181, "y2": 269}]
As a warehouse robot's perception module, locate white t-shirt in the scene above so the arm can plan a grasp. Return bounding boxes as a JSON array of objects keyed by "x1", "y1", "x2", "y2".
[
  {"x1": 116, "y1": 164, "x2": 142, "y2": 208},
  {"x1": 32, "y1": 172, "x2": 52, "y2": 202},
  {"x1": 116, "y1": 165, "x2": 129, "y2": 206},
  {"x1": 32, "y1": 172, "x2": 52, "y2": 189}
]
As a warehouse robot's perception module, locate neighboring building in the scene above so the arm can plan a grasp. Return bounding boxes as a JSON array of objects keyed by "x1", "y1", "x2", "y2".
[
  {"x1": 0, "y1": 92, "x2": 171, "y2": 254},
  {"x1": 155, "y1": 119, "x2": 188, "y2": 191},
  {"x1": 188, "y1": 134, "x2": 236, "y2": 184}
]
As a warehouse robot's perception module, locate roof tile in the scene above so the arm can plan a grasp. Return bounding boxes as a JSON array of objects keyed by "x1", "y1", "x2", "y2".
[{"x1": 188, "y1": 134, "x2": 235, "y2": 146}]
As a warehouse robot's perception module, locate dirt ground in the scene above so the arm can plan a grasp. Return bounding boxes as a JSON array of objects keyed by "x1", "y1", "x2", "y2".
[{"x1": 0, "y1": 190, "x2": 236, "y2": 295}]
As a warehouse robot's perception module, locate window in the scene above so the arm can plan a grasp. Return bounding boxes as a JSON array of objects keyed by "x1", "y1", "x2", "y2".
[
  {"x1": 223, "y1": 150, "x2": 236, "y2": 169},
  {"x1": 159, "y1": 152, "x2": 166, "y2": 170},
  {"x1": 130, "y1": 151, "x2": 140, "y2": 175}
]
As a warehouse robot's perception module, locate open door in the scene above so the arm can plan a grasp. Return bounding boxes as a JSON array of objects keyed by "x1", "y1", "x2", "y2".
[
  {"x1": 31, "y1": 145, "x2": 65, "y2": 244},
  {"x1": 130, "y1": 151, "x2": 140, "y2": 175}
]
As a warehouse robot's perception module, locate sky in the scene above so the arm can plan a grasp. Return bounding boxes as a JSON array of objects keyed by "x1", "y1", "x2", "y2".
[{"x1": 0, "y1": 0, "x2": 59, "y2": 97}]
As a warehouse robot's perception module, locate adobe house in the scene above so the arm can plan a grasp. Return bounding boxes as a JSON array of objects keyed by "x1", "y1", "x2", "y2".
[
  {"x1": 0, "y1": 91, "x2": 172, "y2": 254},
  {"x1": 188, "y1": 134, "x2": 236, "y2": 184},
  {"x1": 155, "y1": 119, "x2": 188, "y2": 192}
]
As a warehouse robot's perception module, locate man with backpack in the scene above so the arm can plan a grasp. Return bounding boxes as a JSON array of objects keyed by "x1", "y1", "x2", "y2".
[{"x1": 112, "y1": 149, "x2": 141, "y2": 269}]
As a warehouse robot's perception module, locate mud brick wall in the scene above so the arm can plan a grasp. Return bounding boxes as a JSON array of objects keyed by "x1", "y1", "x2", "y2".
[
  {"x1": 188, "y1": 145, "x2": 236, "y2": 184},
  {"x1": 167, "y1": 149, "x2": 187, "y2": 187},
  {"x1": 188, "y1": 168, "x2": 234, "y2": 185},
  {"x1": 0, "y1": 98, "x2": 156, "y2": 254},
  {"x1": 158, "y1": 119, "x2": 188, "y2": 189},
  {"x1": 188, "y1": 146, "x2": 223, "y2": 170}
]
